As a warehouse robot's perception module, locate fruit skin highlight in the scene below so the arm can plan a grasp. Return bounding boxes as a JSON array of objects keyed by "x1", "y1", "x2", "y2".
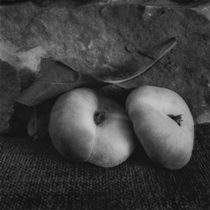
[
  {"x1": 126, "y1": 86, "x2": 194, "y2": 170},
  {"x1": 49, "y1": 88, "x2": 136, "y2": 168}
]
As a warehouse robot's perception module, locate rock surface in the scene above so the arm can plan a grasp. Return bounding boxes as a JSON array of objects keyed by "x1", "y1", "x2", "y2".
[
  {"x1": 0, "y1": 60, "x2": 20, "y2": 132},
  {"x1": 1, "y1": 1, "x2": 210, "y2": 133}
]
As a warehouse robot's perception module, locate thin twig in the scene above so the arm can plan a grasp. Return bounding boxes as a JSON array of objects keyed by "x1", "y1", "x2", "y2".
[{"x1": 33, "y1": 105, "x2": 38, "y2": 141}]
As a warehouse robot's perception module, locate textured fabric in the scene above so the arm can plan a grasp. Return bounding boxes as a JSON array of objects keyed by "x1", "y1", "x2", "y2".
[{"x1": 1, "y1": 124, "x2": 210, "y2": 210}]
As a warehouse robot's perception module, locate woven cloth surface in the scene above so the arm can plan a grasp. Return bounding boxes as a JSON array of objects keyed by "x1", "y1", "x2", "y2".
[{"x1": 1, "y1": 124, "x2": 210, "y2": 210}]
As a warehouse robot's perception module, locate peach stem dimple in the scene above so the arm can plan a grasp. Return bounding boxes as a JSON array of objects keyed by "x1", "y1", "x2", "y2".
[
  {"x1": 168, "y1": 114, "x2": 183, "y2": 126},
  {"x1": 94, "y1": 110, "x2": 107, "y2": 125}
]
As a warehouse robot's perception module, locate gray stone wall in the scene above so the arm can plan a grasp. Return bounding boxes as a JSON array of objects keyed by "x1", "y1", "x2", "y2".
[{"x1": 1, "y1": 1, "x2": 210, "y2": 132}]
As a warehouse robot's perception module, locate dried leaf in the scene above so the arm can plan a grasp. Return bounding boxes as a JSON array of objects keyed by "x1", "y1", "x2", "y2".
[
  {"x1": 15, "y1": 37, "x2": 177, "y2": 107},
  {"x1": 15, "y1": 58, "x2": 104, "y2": 106},
  {"x1": 106, "y1": 37, "x2": 178, "y2": 87}
]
